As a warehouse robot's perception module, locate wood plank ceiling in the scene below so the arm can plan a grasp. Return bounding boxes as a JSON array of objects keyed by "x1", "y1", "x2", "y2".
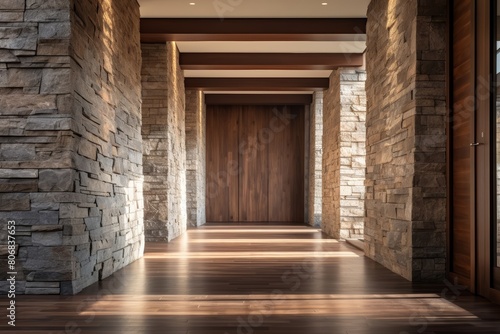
[{"x1": 138, "y1": 0, "x2": 369, "y2": 105}]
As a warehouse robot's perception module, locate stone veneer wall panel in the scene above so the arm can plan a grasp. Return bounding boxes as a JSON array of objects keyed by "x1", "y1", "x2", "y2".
[
  {"x1": 365, "y1": 0, "x2": 446, "y2": 281},
  {"x1": 185, "y1": 90, "x2": 206, "y2": 228},
  {"x1": 308, "y1": 92, "x2": 323, "y2": 227},
  {"x1": 141, "y1": 42, "x2": 187, "y2": 242},
  {"x1": 69, "y1": 0, "x2": 144, "y2": 293},
  {"x1": 0, "y1": 0, "x2": 144, "y2": 294},
  {"x1": 141, "y1": 44, "x2": 169, "y2": 241},
  {"x1": 322, "y1": 69, "x2": 366, "y2": 239},
  {"x1": 0, "y1": 0, "x2": 74, "y2": 295}
]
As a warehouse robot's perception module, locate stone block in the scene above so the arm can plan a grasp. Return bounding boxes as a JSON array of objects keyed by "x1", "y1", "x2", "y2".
[
  {"x1": 1, "y1": 0, "x2": 25, "y2": 10},
  {"x1": 0, "y1": 193, "x2": 30, "y2": 211},
  {"x1": 100, "y1": 258, "x2": 113, "y2": 279},
  {"x1": 0, "y1": 144, "x2": 36, "y2": 161},
  {"x1": 84, "y1": 216, "x2": 101, "y2": 231},
  {"x1": 39, "y1": 169, "x2": 75, "y2": 192},
  {"x1": 40, "y1": 68, "x2": 71, "y2": 94},
  {"x1": 0, "y1": 25, "x2": 38, "y2": 51},
  {"x1": 25, "y1": 9, "x2": 69, "y2": 22},
  {"x1": 0, "y1": 49, "x2": 19, "y2": 62},
  {"x1": 77, "y1": 139, "x2": 97, "y2": 160},
  {"x1": 0, "y1": 169, "x2": 38, "y2": 178},
  {"x1": 59, "y1": 204, "x2": 88, "y2": 219},
  {"x1": 32, "y1": 231, "x2": 63, "y2": 246},
  {"x1": 25, "y1": 117, "x2": 72, "y2": 131},
  {"x1": 0, "y1": 68, "x2": 42, "y2": 88},
  {"x1": 97, "y1": 248, "x2": 112, "y2": 263},
  {"x1": 0, "y1": 179, "x2": 38, "y2": 192}
]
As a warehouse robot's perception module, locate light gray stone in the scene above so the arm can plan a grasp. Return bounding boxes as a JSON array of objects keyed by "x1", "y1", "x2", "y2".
[
  {"x1": 0, "y1": 25, "x2": 38, "y2": 51},
  {"x1": 38, "y1": 169, "x2": 75, "y2": 192},
  {"x1": 322, "y1": 69, "x2": 366, "y2": 240},
  {"x1": 0, "y1": 144, "x2": 36, "y2": 160},
  {"x1": 0, "y1": 169, "x2": 38, "y2": 178},
  {"x1": 40, "y1": 68, "x2": 71, "y2": 94},
  {"x1": 32, "y1": 231, "x2": 63, "y2": 246},
  {"x1": 25, "y1": 117, "x2": 72, "y2": 131}
]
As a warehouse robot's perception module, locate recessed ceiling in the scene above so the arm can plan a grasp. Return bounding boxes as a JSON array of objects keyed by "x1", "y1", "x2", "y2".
[
  {"x1": 139, "y1": 0, "x2": 370, "y2": 19},
  {"x1": 139, "y1": 1, "x2": 368, "y2": 97}
]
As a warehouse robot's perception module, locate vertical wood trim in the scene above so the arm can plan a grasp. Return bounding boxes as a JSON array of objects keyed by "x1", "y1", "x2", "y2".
[
  {"x1": 469, "y1": 0, "x2": 478, "y2": 294},
  {"x1": 475, "y1": 0, "x2": 487, "y2": 297}
]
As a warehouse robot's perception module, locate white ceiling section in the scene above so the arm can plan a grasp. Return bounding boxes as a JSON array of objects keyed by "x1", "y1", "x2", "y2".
[
  {"x1": 204, "y1": 91, "x2": 315, "y2": 95},
  {"x1": 139, "y1": 0, "x2": 370, "y2": 18},
  {"x1": 184, "y1": 70, "x2": 333, "y2": 78},
  {"x1": 138, "y1": 0, "x2": 369, "y2": 96},
  {"x1": 176, "y1": 41, "x2": 366, "y2": 54}
]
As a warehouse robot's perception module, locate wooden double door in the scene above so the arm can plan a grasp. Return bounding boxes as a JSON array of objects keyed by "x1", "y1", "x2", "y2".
[{"x1": 206, "y1": 105, "x2": 305, "y2": 223}]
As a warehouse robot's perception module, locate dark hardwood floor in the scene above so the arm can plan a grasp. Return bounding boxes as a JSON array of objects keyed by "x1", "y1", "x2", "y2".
[{"x1": 4, "y1": 224, "x2": 500, "y2": 333}]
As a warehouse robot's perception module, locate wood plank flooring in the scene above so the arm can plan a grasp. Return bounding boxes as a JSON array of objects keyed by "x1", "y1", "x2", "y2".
[{"x1": 3, "y1": 224, "x2": 500, "y2": 333}]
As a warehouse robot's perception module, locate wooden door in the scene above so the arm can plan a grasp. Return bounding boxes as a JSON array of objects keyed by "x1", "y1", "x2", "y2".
[
  {"x1": 450, "y1": 0, "x2": 475, "y2": 288},
  {"x1": 206, "y1": 105, "x2": 305, "y2": 223},
  {"x1": 206, "y1": 106, "x2": 239, "y2": 222}
]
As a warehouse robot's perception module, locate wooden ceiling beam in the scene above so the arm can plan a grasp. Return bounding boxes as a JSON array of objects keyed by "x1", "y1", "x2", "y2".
[
  {"x1": 185, "y1": 78, "x2": 329, "y2": 91},
  {"x1": 180, "y1": 53, "x2": 364, "y2": 70},
  {"x1": 205, "y1": 94, "x2": 313, "y2": 105},
  {"x1": 141, "y1": 18, "x2": 367, "y2": 42}
]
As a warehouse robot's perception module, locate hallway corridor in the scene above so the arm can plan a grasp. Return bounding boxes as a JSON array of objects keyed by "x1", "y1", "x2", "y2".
[{"x1": 5, "y1": 225, "x2": 500, "y2": 333}]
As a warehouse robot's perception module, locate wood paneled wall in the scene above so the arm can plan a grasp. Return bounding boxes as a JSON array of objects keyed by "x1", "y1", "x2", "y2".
[{"x1": 206, "y1": 105, "x2": 305, "y2": 222}]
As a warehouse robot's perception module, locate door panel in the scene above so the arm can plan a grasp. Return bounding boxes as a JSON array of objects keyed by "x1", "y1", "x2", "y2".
[
  {"x1": 239, "y1": 106, "x2": 270, "y2": 222},
  {"x1": 206, "y1": 106, "x2": 239, "y2": 222},
  {"x1": 268, "y1": 106, "x2": 305, "y2": 222}
]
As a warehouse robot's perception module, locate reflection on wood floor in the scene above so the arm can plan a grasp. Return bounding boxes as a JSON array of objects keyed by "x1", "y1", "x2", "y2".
[{"x1": 4, "y1": 224, "x2": 500, "y2": 333}]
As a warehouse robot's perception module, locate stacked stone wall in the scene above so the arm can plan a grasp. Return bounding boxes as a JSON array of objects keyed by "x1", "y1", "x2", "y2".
[
  {"x1": 366, "y1": 0, "x2": 447, "y2": 281},
  {"x1": 323, "y1": 69, "x2": 366, "y2": 239},
  {"x1": 0, "y1": 0, "x2": 144, "y2": 294},
  {"x1": 308, "y1": 92, "x2": 323, "y2": 227},
  {"x1": 185, "y1": 90, "x2": 206, "y2": 228},
  {"x1": 141, "y1": 42, "x2": 187, "y2": 242}
]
